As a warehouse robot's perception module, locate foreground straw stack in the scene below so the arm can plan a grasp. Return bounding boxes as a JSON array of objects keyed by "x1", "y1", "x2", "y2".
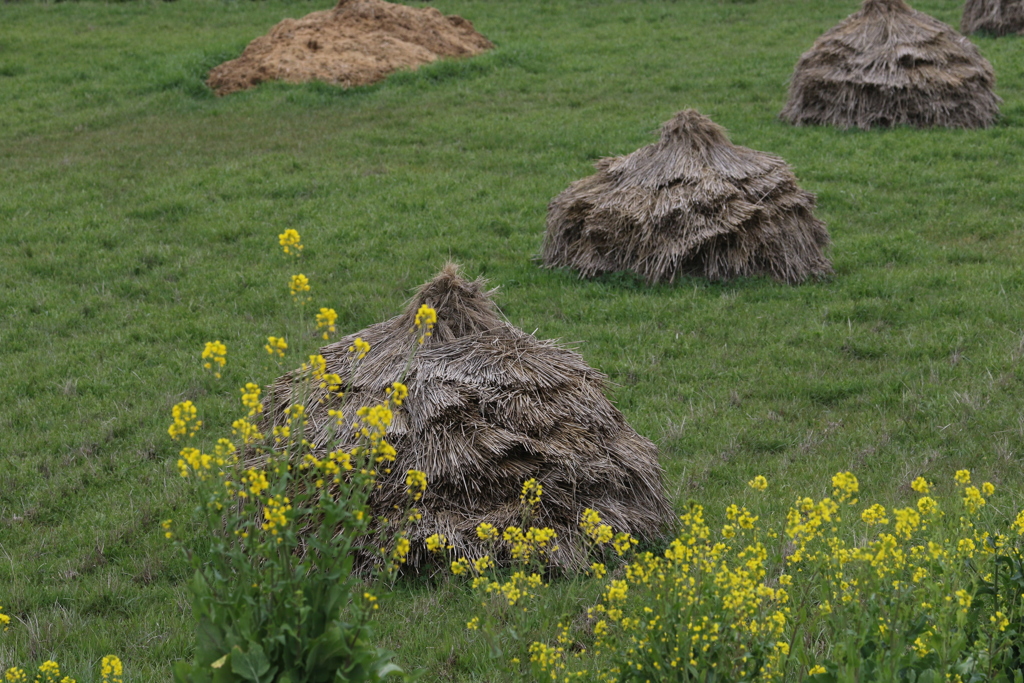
[
  {"x1": 266, "y1": 264, "x2": 672, "y2": 569},
  {"x1": 781, "y1": 0, "x2": 1001, "y2": 129},
  {"x1": 543, "y1": 109, "x2": 832, "y2": 285}
]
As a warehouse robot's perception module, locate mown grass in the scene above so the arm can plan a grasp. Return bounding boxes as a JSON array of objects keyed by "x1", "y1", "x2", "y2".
[{"x1": 2, "y1": 0, "x2": 1024, "y2": 679}]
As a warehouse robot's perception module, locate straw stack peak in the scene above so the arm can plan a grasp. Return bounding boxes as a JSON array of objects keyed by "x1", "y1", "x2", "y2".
[
  {"x1": 861, "y1": 0, "x2": 913, "y2": 15},
  {"x1": 399, "y1": 263, "x2": 502, "y2": 343}
]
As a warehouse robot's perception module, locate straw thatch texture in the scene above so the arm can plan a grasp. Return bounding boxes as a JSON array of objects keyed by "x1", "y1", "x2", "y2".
[
  {"x1": 962, "y1": 0, "x2": 1024, "y2": 36},
  {"x1": 781, "y1": 0, "x2": 1001, "y2": 129},
  {"x1": 264, "y1": 265, "x2": 672, "y2": 569},
  {"x1": 542, "y1": 110, "x2": 832, "y2": 285}
]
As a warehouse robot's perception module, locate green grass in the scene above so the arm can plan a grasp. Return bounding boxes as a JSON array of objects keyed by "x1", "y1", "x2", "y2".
[{"x1": 2, "y1": 0, "x2": 1024, "y2": 679}]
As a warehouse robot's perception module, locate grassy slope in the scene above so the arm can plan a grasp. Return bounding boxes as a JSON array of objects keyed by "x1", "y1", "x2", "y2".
[{"x1": 2, "y1": 0, "x2": 1024, "y2": 679}]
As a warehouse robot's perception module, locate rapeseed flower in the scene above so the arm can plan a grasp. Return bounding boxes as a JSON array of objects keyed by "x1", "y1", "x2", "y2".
[
  {"x1": 278, "y1": 229, "x2": 302, "y2": 256},
  {"x1": 315, "y1": 307, "x2": 337, "y2": 340},
  {"x1": 414, "y1": 304, "x2": 437, "y2": 343},
  {"x1": 201, "y1": 340, "x2": 227, "y2": 379},
  {"x1": 426, "y1": 533, "x2": 449, "y2": 552},
  {"x1": 265, "y1": 336, "x2": 287, "y2": 358},
  {"x1": 349, "y1": 337, "x2": 370, "y2": 360},
  {"x1": 100, "y1": 656, "x2": 122, "y2": 683},
  {"x1": 911, "y1": 476, "x2": 932, "y2": 494},
  {"x1": 520, "y1": 478, "x2": 543, "y2": 507},
  {"x1": 406, "y1": 469, "x2": 427, "y2": 501},
  {"x1": 955, "y1": 469, "x2": 971, "y2": 485},
  {"x1": 831, "y1": 471, "x2": 859, "y2": 504},
  {"x1": 748, "y1": 475, "x2": 768, "y2": 491},
  {"x1": 0, "y1": 605, "x2": 9, "y2": 632},
  {"x1": 240, "y1": 383, "x2": 263, "y2": 415},
  {"x1": 289, "y1": 274, "x2": 311, "y2": 304},
  {"x1": 168, "y1": 401, "x2": 201, "y2": 440}
]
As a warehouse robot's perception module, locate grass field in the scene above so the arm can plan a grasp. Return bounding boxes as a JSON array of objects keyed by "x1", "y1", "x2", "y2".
[{"x1": 2, "y1": 0, "x2": 1024, "y2": 679}]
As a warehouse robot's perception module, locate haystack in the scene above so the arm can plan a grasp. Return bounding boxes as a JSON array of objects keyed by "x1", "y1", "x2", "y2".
[
  {"x1": 542, "y1": 110, "x2": 832, "y2": 285},
  {"x1": 265, "y1": 265, "x2": 672, "y2": 569},
  {"x1": 781, "y1": 0, "x2": 1000, "y2": 129},
  {"x1": 962, "y1": 0, "x2": 1024, "y2": 36},
  {"x1": 207, "y1": 0, "x2": 493, "y2": 96}
]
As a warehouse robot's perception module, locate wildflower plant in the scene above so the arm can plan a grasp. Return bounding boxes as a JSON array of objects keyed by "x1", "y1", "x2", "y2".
[
  {"x1": 463, "y1": 470, "x2": 1024, "y2": 683},
  {"x1": 170, "y1": 295, "x2": 439, "y2": 683},
  {"x1": 200, "y1": 341, "x2": 227, "y2": 379}
]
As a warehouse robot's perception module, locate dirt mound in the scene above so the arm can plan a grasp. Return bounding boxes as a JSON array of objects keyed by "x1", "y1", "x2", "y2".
[{"x1": 207, "y1": 0, "x2": 493, "y2": 96}]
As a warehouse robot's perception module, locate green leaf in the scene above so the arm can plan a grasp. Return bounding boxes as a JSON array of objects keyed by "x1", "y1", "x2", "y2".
[{"x1": 231, "y1": 643, "x2": 272, "y2": 683}]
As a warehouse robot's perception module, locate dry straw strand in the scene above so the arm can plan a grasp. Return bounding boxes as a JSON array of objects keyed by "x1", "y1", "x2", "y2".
[
  {"x1": 543, "y1": 109, "x2": 832, "y2": 285},
  {"x1": 261, "y1": 264, "x2": 672, "y2": 570},
  {"x1": 781, "y1": 0, "x2": 1001, "y2": 129}
]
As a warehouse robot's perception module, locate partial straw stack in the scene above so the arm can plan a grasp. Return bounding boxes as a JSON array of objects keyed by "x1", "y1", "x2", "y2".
[
  {"x1": 962, "y1": 0, "x2": 1024, "y2": 37},
  {"x1": 543, "y1": 109, "x2": 832, "y2": 285},
  {"x1": 781, "y1": 0, "x2": 1000, "y2": 129},
  {"x1": 265, "y1": 264, "x2": 672, "y2": 569}
]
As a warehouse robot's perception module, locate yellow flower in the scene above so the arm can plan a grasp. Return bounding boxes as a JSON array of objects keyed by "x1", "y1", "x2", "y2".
[
  {"x1": 406, "y1": 469, "x2": 428, "y2": 501},
  {"x1": 425, "y1": 533, "x2": 448, "y2": 553},
  {"x1": 451, "y1": 558, "x2": 470, "y2": 575},
  {"x1": 264, "y1": 336, "x2": 288, "y2": 357},
  {"x1": 100, "y1": 656, "x2": 123, "y2": 683},
  {"x1": 476, "y1": 523, "x2": 498, "y2": 541},
  {"x1": 1013, "y1": 510, "x2": 1024, "y2": 536},
  {"x1": 315, "y1": 307, "x2": 337, "y2": 340},
  {"x1": 414, "y1": 304, "x2": 437, "y2": 343},
  {"x1": 348, "y1": 337, "x2": 371, "y2": 360},
  {"x1": 520, "y1": 478, "x2": 543, "y2": 507},
  {"x1": 910, "y1": 476, "x2": 931, "y2": 494},
  {"x1": 4, "y1": 668, "x2": 28, "y2": 683},
  {"x1": 201, "y1": 340, "x2": 227, "y2": 378},
  {"x1": 466, "y1": 617, "x2": 480, "y2": 630},
  {"x1": 982, "y1": 481, "x2": 995, "y2": 496},
  {"x1": 808, "y1": 665, "x2": 827, "y2": 676},
  {"x1": 239, "y1": 383, "x2": 263, "y2": 416},
  {"x1": 589, "y1": 562, "x2": 607, "y2": 579},
  {"x1": 232, "y1": 418, "x2": 263, "y2": 445},
  {"x1": 363, "y1": 592, "x2": 378, "y2": 610},
  {"x1": 168, "y1": 401, "x2": 201, "y2": 440},
  {"x1": 473, "y1": 555, "x2": 494, "y2": 573},
  {"x1": 392, "y1": 536, "x2": 411, "y2": 564},
  {"x1": 748, "y1": 475, "x2": 768, "y2": 491},
  {"x1": 963, "y1": 486, "x2": 986, "y2": 514},
  {"x1": 861, "y1": 504, "x2": 889, "y2": 526},
  {"x1": 0, "y1": 606, "x2": 10, "y2": 632},
  {"x1": 161, "y1": 519, "x2": 173, "y2": 540},
  {"x1": 831, "y1": 471, "x2": 859, "y2": 504},
  {"x1": 289, "y1": 274, "x2": 311, "y2": 303},
  {"x1": 955, "y1": 469, "x2": 971, "y2": 485},
  {"x1": 278, "y1": 229, "x2": 302, "y2": 256},
  {"x1": 387, "y1": 381, "x2": 409, "y2": 406},
  {"x1": 917, "y1": 496, "x2": 939, "y2": 516}
]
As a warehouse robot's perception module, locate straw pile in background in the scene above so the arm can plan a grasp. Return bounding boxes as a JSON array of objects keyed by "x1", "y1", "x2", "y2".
[
  {"x1": 264, "y1": 265, "x2": 672, "y2": 569},
  {"x1": 962, "y1": 0, "x2": 1024, "y2": 36},
  {"x1": 781, "y1": 0, "x2": 1001, "y2": 129},
  {"x1": 543, "y1": 109, "x2": 832, "y2": 285}
]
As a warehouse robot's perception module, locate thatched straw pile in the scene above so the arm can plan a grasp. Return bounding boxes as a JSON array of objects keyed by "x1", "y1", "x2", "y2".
[
  {"x1": 206, "y1": 0, "x2": 493, "y2": 96},
  {"x1": 781, "y1": 0, "x2": 1001, "y2": 129},
  {"x1": 962, "y1": 0, "x2": 1024, "y2": 36},
  {"x1": 542, "y1": 110, "x2": 832, "y2": 285},
  {"x1": 265, "y1": 265, "x2": 672, "y2": 569}
]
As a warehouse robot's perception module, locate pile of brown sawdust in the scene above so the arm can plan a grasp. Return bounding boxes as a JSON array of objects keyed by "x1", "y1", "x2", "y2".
[{"x1": 207, "y1": 0, "x2": 493, "y2": 96}]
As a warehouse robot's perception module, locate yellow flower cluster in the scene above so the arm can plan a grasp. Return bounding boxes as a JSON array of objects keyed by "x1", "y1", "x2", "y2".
[
  {"x1": 201, "y1": 340, "x2": 227, "y2": 379},
  {"x1": 289, "y1": 274, "x2": 311, "y2": 304},
  {"x1": 100, "y1": 656, "x2": 122, "y2": 683},
  {"x1": 414, "y1": 304, "x2": 437, "y2": 344},
  {"x1": 748, "y1": 475, "x2": 768, "y2": 491},
  {"x1": 0, "y1": 605, "x2": 9, "y2": 632},
  {"x1": 261, "y1": 494, "x2": 291, "y2": 540},
  {"x1": 232, "y1": 417, "x2": 263, "y2": 445},
  {"x1": 305, "y1": 354, "x2": 342, "y2": 396},
  {"x1": 503, "y1": 525, "x2": 559, "y2": 563},
  {"x1": 168, "y1": 400, "x2": 201, "y2": 440},
  {"x1": 831, "y1": 471, "x2": 859, "y2": 504},
  {"x1": 581, "y1": 508, "x2": 614, "y2": 544},
  {"x1": 177, "y1": 446, "x2": 213, "y2": 479},
  {"x1": 348, "y1": 337, "x2": 370, "y2": 360},
  {"x1": 278, "y1": 229, "x2": 302, "y2": 256},
  {"x1": 315, "y1": 307, "x2": 337, "y2": 340},
  {"x1": 520, "y1": 478, "x2": 543, "y2": 507},
  {"x1": 240, "y1": 383, "x2": 263, "y2": 416},
  {"x1": 6, "y1": 661, "x2": 76, "y2": 683},
  {"x1": 405, "y1": 469, "x2": 428, "y2": 501},
  {"x1": 426, "y1": 533, "x2": 450, "y2": 552},
  {"x1": 265, "y1": 336, "x2": 288, "y2": 357}
]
